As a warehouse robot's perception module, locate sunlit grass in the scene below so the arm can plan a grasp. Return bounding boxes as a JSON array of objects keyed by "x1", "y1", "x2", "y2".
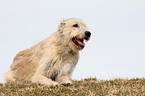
[{"x1": 0, "y1": 78, "x2": 145, "y2": 95}]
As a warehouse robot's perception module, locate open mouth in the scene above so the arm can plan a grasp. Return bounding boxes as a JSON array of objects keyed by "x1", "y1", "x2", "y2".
[{"x1": 72, "y1": 37, "x2": 86, "y2": 48}]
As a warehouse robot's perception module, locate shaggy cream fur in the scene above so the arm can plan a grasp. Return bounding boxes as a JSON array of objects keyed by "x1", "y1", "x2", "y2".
[{"x1": 5, "y1": 18, "x2": 91, "y2": 87}]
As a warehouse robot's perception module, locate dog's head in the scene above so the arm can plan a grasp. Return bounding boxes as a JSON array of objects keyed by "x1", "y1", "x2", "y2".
[{"x1": 58, "y1": 18, "x2": 91, "y2": 51}]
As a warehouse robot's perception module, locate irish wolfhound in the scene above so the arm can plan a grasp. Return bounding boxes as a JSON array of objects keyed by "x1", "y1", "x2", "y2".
[{"x1": 5, "y1": 18, "x2": 91, "y2": 87}]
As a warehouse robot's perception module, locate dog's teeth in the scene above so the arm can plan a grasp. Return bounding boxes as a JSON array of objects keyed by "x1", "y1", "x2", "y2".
[{"x1": 84, "y1": 39, "x2": 87, "y2": 43}]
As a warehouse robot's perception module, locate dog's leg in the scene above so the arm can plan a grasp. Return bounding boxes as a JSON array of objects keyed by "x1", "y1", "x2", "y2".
[
  {"x1": 31, "y1": 60, "x2": 59, "y2": 87},
  {"x1": 31, "y1": 74, "x2": 59, "y2": 87},
  {"x1": 57, "y1": 76, "x2": 72, "y2": 85}
]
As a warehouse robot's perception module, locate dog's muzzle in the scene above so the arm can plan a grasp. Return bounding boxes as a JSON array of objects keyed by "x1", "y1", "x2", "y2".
[{"x1": 72, "y1": 31, "x2": 91, "y2": 49}]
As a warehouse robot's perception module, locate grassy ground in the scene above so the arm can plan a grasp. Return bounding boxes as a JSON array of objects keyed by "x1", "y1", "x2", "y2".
[{"x1": 0, "y1": 78, "x2": 145, "y2": 96}]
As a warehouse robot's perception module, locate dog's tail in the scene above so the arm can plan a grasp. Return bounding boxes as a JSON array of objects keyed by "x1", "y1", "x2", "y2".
[{"x1": 5, "y1": 70, "x2": 16, "y2": 82}]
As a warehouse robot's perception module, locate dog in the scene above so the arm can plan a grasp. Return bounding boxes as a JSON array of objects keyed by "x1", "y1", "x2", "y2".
[{"x1": 5, "y1": 18, "x2": 91, "y2": 87}]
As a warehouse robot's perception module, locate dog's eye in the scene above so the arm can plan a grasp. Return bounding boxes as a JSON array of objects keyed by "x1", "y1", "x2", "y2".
[{"x1": 72, "y1": 24, "x2": 79, "y2": 27}]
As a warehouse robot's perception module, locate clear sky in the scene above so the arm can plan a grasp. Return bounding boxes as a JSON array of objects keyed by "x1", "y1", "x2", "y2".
[{"x1": 0, "y1": 0, "x2": 145, "y2": 83}]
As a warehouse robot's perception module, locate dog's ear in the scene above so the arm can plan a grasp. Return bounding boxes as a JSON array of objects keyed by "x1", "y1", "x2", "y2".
[{"x1": 58, "y1": 21, "x2": 65, "y2": 33}]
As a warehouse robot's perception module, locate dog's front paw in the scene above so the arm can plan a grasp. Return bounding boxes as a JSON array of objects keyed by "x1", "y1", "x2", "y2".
[
  {"x1": 61, "y1": 80, "x2": 72, "y2": 85},
  {"x1": 51, "y1": 81, "x2": 60, "y2": 86}
]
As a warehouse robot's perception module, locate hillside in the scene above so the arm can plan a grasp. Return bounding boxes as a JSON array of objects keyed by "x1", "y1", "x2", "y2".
[{"x1": 0, "y1": 78, "x2": 145, "y2": 96}]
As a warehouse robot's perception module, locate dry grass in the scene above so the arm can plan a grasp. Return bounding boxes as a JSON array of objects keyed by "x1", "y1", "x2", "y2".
[{"x1": 0, "y1": 78, "x2": 145, "y2": 96}]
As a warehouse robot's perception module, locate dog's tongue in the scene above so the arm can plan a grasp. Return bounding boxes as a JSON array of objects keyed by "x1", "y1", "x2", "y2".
[{"x1": 76, "y1": 39, "x2": 85, "y2": 46}]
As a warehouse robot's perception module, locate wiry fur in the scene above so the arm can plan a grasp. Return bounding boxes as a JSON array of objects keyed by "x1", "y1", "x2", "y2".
[{"x1": 5, "y1": 18, "x2": 90, "y2": 87}]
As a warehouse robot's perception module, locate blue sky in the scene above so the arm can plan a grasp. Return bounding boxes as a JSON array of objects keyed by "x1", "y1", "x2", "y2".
[{"x1": 0, "y1": 0, "x2": 145, "y2": 83}]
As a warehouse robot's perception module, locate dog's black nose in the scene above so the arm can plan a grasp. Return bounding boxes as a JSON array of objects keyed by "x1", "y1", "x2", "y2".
[{"x1": 85, "y1": 31, "x2": 91, "y2": 37}]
